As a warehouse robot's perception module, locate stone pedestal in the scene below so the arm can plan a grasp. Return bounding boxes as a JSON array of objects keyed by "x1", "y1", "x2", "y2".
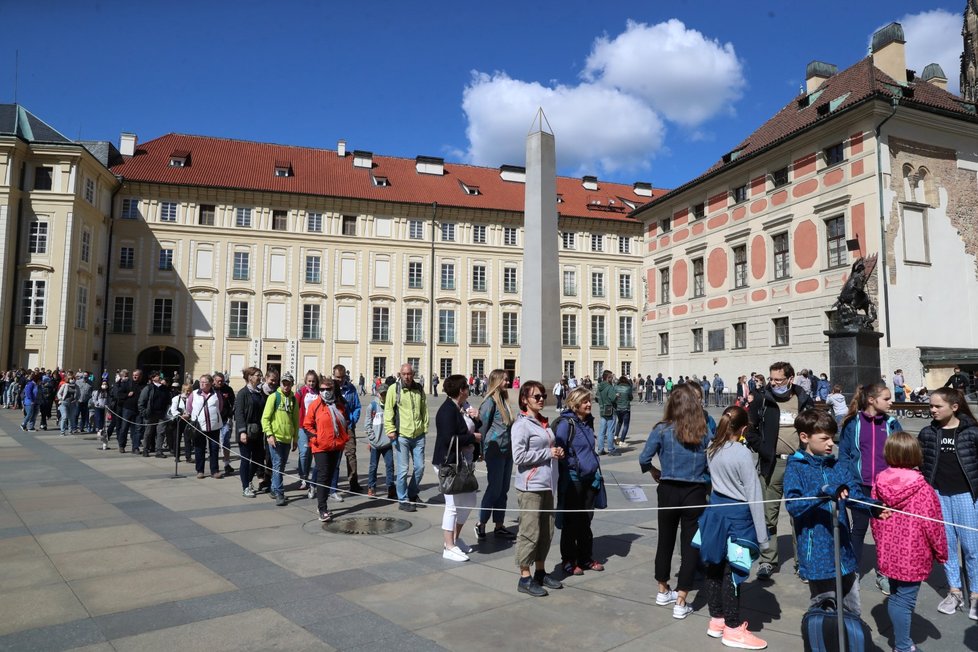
[{"x1": 824, "y1": 329, "x2": 883, "y2": 394}]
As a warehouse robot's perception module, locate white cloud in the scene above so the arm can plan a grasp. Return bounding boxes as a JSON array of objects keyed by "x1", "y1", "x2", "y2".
[
  {"x1": 901, "y1": 9, "x2": 960, "y2": 94},
  {"x1": 459, "y1": 20, "x2": 744, "y2": 177}
]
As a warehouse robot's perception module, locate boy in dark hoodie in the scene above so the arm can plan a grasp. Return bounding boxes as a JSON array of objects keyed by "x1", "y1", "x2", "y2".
[{"x1": 784, "y1": 410, "x2": 888, "y2": 615}]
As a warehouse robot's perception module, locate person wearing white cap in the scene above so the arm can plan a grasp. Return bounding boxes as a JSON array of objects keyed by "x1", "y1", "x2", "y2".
[{"x1": 261, "y1": 372, "x2": 299, "y2": 506}]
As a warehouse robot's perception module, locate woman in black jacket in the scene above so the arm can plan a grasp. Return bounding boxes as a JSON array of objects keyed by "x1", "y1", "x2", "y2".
[
  {"x1": 234, "y1": 367, "x2": 269, "y2": 498},
  {"x1": 432, "y1": 374, "x2": 481, "y2": 562},
  {"x1": 918, "y1": 387, "x2": 978, "y2": 618}
]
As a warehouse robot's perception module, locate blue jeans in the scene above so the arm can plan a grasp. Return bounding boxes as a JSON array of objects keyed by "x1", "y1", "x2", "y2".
[
  {"x1": 597, "y1": 414, "x2": 616, "y2": 452},
  {"x1": 21, "y1": 403, "x2": 37, "y2": 430},
  {"x1": 395, "y1": 435, "x2": 426, "y2": 501},
  {"x1": 268, "y1": 441, "x2": 291, "y2": 497},
  {"x1": 613, "y1": 410, "x2": 631, "y2": 444},
  {"x1": 887, "y1": 579, "x2": 920, "y2": 652},
  {"x1": 368, "y1": 445, "x2": 394, "y2": 489},
  {"x1": 220, "y1": 422, "x2": 231, "y2": 461},
  {"x1": 297, "y1": 428, "x2": 312, "y2": 481},
  {"x1": 479, "y1": 443, "x2": 513, "y2": 525},
  {"x1": 93, "y1": 407, "x2": 105, "y2": 432}
]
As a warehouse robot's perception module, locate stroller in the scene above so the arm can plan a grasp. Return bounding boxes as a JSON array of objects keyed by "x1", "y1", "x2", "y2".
[{"x1": 906, "y1": 387, "x2": 930, "y2": 419}]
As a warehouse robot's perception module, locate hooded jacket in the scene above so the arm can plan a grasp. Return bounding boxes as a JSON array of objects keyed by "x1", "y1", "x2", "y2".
[
  {"x1": 302, "y1": 396, "x2": 349, "y2": 453},
  {"x1": 596, "y1": 380, "x2": 617, "y2": 414},
  {"x1": 746, "y1": 384, "x2": 813, "y2": 481},
  {"x1": 261, "y1": 388, "x2": 299, "y2": 444},
  {"x1": 511, "y1": 412, "x2": 557, "y2": 492},
  {"x1": 554, "y1": 410, "x2": 600, "y2": 479},
  {"x1": 784, "y1": 450, "x2": 878, "y2": 581},
  {"x1": 870, "y1": 467, "x2": 948, "y2": 582},
  {"x1": 918, "y1": 414, "x2": 978, "y2": 501},
  {"x1": 838, "y1": 411, "x2": 902, "y2": 488}
]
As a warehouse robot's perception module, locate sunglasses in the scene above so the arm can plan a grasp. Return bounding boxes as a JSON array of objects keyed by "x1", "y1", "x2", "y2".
[{"x1": 529, "y1": 393, "x2": 547, "y2": 401}]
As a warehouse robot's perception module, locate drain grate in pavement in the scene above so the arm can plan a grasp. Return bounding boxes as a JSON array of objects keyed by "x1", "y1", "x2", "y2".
[{"x1": 323, "y1": 516, "x2": 412, "y2": 535}]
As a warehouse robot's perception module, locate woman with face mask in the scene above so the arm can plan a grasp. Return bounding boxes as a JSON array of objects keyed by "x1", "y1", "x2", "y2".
[{"x1": 303, "y1": 377, "x2": 351, "y2": 523}]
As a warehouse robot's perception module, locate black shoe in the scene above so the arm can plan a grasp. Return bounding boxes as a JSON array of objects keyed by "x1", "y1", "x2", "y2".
[
  {"x1": 155, "y1": 452, "x2": 166, "y2": 459},
  {"x1": 141, "y1": 451, "x2": 149, "y2": 457},
  {"x1": 608, "y1": 449, "x2": 622, "y2": 457},
  {"x1": 474, "y1": 523, "x2": 487, "y2": 540},
  {"x1": 387, "y1": 487, "x2": 397, "y2": 500},
  {"x1": 399, "y1": 502, "x2": 416, "y2": 512},
  {"x1": 493, "y1": 527, "x2": 517, "y2": 541},
  {"x1": 224, "y1": 464, "x2": 234, "y2": 476},
  {"x1": 349, "y1": 483, "x2": 363, "y2": 495},
  {"x1": 518, "y1": 576, "x2": 548, "y2": 597},
  {"x1": 598, "y1": 450, "x2": 607, "y2": 456},
  {"x1": 534, "y1": 570, "x2": 563, "y2": 590},
  {"x1": 185, "y1": 456, "x2": 192, "y2": 463},
  {"x1": 409, "y1": 494, "x2": 423, "y2": 506},
  {"x1": 275, "y1": 495, "x2": 288, "y2": 507}
]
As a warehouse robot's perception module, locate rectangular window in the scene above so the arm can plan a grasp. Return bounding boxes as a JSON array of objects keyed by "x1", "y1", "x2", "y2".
[
  {"x1": 405, "y1": 308, "x2": 424, "y2": 343},
  {"x1": 372, "y1": 306, "x2": 390, "y2": 342},
  {"x1": 440, "y1": 358, "x2": 453, "y2": 379},
  {"x1": 591, "y1": 271, "x2": 605, "y2": 298},
  {"x1": 441, "y1": 222, "x2": 455, "y2": 242},
  {"x1": 733, "y1": 322, "x2": 747, "y2": 349},
  {"x1": 502, "y1": 312, "x2": 519, "y2": 345},
  {"x1": 235, "y1": 207, "x2": 252, "y2": 228},
  {"x1": 773, "y1": 316, "x2": 789, "y2": 346},
  {"x1": 503, "y1": 227, "x2": 518, "y2": 246},
  {"x1": 161, "y1": 202, "x2": 178, "y2": 223},
  {"x1": 152, "y1": 298, "x2": 173, "y2": 334},
  {"x1": 824, "y1": 142, "x2": 844, "y2": 166},
  {"x1": 77, "y1": 227, "x2": 89, "y2": 261},
  {"x1": 659, "y1": 332, "x2": 669, "y2": 355},
  {"x1": 112, "y1": 296, "x2": 133, "y2": 333},
  {"x1": 693, "y1": 258, "x2": 705, "y2": 297},
  {"x1": 470, "y1": 310, "x2": 487, "y2": 345},
  {"x1": 619, "y1": 316, "x2": 634, "y2": 347},
  {"x1": 472, "y1": 265, "x2": 486, "y2": 292},
  {"x1": 561, "y1": 314, "x2": 578, "y2": 346},
  {"x1": 591, "y1": 314, "x2": 606, "y2": 347},
  {"x1": 407, "y1": 358, "x2": 420, "y2": 374},
  {"x1": 84, "y1": 178, "x2": 95, "y2": 204},
  {"x1": 708, "y1": 329, "x2": 726, "y2": 352},
  {"x1": 692, "y1": 327, "x2": 704, "y2": 352},
  {"x1": 198, "y1": 204, "x2": 215, "y2": 226},
  {"x1": 119, "y1": 246, "x2": 134, "y2": 269},
  {"x1": 440, "y1": 263, "x2": 455, "y2": 290},
  {"x1": 305, "y1": 255, "x2": 321, "y2": 283},
  {"x1": 409, "y1": 220, "x2": 424, "y2": 240},
  {"x1": 408, "y1": 261, "x2": 423, "y2": 289},
  {"x1": 773, "y1": 232, "x2": 790, "y2": 279},
  {"x1": 76, "y1": 286, "x2": 88, "y2": 329},
  {"x1": 272, "y1": 210, "x2": 288, "y2": 231},
  {"x1": 20, "y1": 278, "x2": 45, "y2": 324},
  {"x1": 593, "y1": 361, "x2": 604, "y2": 379},
  {"x1": 472, "y1": 359, "x2": 485, "y2": 377},
  {"x1": 561, "y1": 232, "x2": 576, "y2": 250},
  {"x1": 302, "y1": 304, "x2": 321, "y2": 339},
  {"x1": 472, "y1": 224, "x2": 487, "y2": 244},
  {"x1": 733, "y1": 245, "x2": 748, "y2": 288},
  {"x1": 373, "y1": 357, "x2": 387, "y2": 380},
  {"x1": 773, "y1": 167, "x2": 789, "y2": 188},
  {"x1": 29, "y1": 221, "x2": 48, "y2": 254},
  {"x1": 307, "y1": 212, "x2": 323, "y2": 233},
  {"x1": 660, "y1": 268, "x2": 670, "y2": 304},
  {"x1": 591, "y1": 234, "x2": 604, "y2": 252},
  {"x1": 233, "y1": 251, "x2": 250, "y2": 281},
  {"x1": 619, "y1": 237, "x2": 631, "y2": 254},
  {"x1": 564, "y1": 361, "x2": 576, "y2": 379},
  {"x1": 503, "y1": 267, "x2": 518, "y2": 293},
  {"x1": 439, "y1": 309, "x2": 456, "y2": 344},
  {"x1": 563, "y1": 270, "x2": 577, "y2": 296},
  {"x1": 342, "y1": 215, "x2": 357, "y2": 236},
  {"x1": 122, "y1": 198, "x2": 141, "y2": 219},
  {"x1": 619, "y1": 273, "x2": 632, "y2": 299},
  {"x1": 158, "y1": 248, "x2": 174, "y2": 271},
  {"x1": 621, "y1": 361, "x2": 632, "y2": 377},
  {"x1": 826, "y1": 216, "x2": 846, "y2": 268},
  {"x1": 660, "y1": 217, "x2": 672, "y2": 233},
  {"x1": 229, "y1": 300, "x2": 249, "y2": 338},
  {"x1": 34, "y1": 166, "x2": 53, "y2": 190},
  {"x1": 692, "y1": 203, "x2": 705, "y2": 219},
  {"x1": 733, "y1": 184, "x2": 748, "y2": 203}
]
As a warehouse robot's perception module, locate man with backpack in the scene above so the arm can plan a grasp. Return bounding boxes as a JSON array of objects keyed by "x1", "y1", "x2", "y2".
[{"x1": 385, "y1": 363, "x2": 429, "y2": 511}]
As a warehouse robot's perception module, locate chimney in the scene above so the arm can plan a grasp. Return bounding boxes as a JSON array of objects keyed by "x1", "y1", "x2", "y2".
[
  {"x1": 119, "y1": 132, "x2": 136, "y2": 156},
  {"x1": 871, "y1": 22, "x2": 907, "y2": 84},
  {"x1": 920, "y1": 63, "x2": 949, "y2": 91},
  {"x1": 337, "y1": 139, "x2": 346, "y2": 157},
  {"x1": 805, "y1": 61, "x2": 838, "y2": 94}
]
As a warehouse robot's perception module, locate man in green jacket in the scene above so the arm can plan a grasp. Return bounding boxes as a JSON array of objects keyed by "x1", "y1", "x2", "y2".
[
  {"x1": 596, "y1": 370, "x2": 620, "y2": 456},
  {"x1": 261, "y1": 372, "x2": 299, "y2": 506},
  {"x1": 384, "y1": 363, "x2": 429, "y2": 511}
]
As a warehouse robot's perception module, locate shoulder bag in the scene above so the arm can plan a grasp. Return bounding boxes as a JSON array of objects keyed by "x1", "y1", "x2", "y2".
[{"x1": 438, "y1": 436, "x2": 479, "y2": 494}]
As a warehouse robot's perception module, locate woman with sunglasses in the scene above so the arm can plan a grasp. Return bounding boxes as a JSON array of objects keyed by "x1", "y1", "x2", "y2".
[{"x1": 511, "y1": 381, "x2": 565, "y2": 596}]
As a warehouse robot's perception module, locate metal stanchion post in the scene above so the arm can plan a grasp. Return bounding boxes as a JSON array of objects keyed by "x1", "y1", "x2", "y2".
[{"x1": 830, "y1": 498, "x2": 846, "y2": 652}]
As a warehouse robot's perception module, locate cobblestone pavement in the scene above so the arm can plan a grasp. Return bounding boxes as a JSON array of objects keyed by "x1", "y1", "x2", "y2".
[{"x1": 0, "y1": 397, "x2": 974, "y2": 651}]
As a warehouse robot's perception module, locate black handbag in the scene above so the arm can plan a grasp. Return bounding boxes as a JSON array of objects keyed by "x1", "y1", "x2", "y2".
[{"x1": 438, "y1": 436, "x2": 479, "y2": 495}]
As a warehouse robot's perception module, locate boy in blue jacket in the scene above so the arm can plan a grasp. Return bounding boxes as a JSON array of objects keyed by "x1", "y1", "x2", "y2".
[{"x1": 784, "y1": 410, "x2": 888, "y2": 615}]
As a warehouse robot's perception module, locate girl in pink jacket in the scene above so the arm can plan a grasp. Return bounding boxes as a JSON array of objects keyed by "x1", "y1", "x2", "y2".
[{"x1": 872, "y1": 432, "x2": 948, "y2": 652}]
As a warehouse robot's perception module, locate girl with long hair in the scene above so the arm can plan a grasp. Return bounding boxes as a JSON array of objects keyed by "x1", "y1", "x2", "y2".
[
  {"x1": 474, "y1": 369, "x2": 517, "y2": 540},
  {"x1": 638, "y1": 383, "x2": 713, "y2": 618},
  {"x1": 838, "y1": 382, "x2": 902, "y2": 594}
]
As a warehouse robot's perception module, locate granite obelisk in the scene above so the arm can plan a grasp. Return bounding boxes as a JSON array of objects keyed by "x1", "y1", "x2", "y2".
[{"x1": 520, "y1": 110, "x2": 561, "y2": 390}]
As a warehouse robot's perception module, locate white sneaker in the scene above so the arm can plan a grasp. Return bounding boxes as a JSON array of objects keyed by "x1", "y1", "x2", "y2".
[
  {"x1": 331, "y1": 492, "x2": 344, "y2": 503},
  {"x1": 454, "y1": 537, "x2": 472, "y2": 554},
  {"x1": 970, "y1": 597, "x2": 978, "y2": 621},
  {"x1": 656, "y1": 589, "x2": 678, "y2": 606},
  {"x1": 672, "y1": 603, "x2": 693, "y2": 619},
  {"x1": 307, "y1": 486, "x2": 316, "y2": 500},
  {"x1": 443, "y1": 546, "x2": 469, "y2": 562}
]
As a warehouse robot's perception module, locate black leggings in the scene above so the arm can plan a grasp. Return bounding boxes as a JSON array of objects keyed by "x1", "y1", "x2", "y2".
[
  {"x1": 706, "y1": 562, "x2": 739, "y2": 627},
  {"x1": 655, "y1": 480, "x2": 707, "y2": 591},
  {"x1": 560, "y1": 479, "x2": 597, "y2": 565}
]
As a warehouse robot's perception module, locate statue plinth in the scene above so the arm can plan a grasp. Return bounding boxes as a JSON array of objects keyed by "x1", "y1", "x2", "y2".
[{"x1": 824, "y1": 329, "x2": 883, "y2": 395}]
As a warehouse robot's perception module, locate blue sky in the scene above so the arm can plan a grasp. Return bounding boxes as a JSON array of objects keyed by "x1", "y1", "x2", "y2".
[{"x1": 0, "y1": 1, "x2": 962, "y2": 189}]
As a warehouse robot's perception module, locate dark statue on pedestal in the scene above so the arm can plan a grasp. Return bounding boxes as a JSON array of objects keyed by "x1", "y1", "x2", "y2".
[{"x1": 833, "y1": 254, "x2": 878, "y2": 331}]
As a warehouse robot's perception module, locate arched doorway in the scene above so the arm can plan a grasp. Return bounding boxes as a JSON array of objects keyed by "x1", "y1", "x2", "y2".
[{"x1": 136, "y1": 346, "x2": 185, "y2": 384}]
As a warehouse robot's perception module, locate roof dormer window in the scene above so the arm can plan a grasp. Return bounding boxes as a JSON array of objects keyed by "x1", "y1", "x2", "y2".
[
  {"x1": 274, "y1": 160, "x2": 292, "y2": 177},
  {"x1": 459, "y1": 180, "x2": 481, "y2": 196},
  {"x1": 372, "y1": 175, "x2": 390, "y2": 187},
  {"x1": 582, "y1": 175, "x2": 598, "y2": 191},
  {"x1": 353, "y1": 150, "x2": 373, "y2": 168},
  {"x1": 169, "y1": 149, "x2": 190, "y2": 167}
]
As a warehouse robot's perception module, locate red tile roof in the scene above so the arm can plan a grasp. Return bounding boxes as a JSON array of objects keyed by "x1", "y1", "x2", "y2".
[
  {"x1": 635, "y1": 58, "x2": 978, "y2": 214},
  {"x1": 111, "y1": 134, "x2": 666, "y2": 224}
]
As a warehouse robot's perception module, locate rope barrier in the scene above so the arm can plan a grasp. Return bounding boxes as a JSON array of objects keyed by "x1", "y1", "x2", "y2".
[{"x1": 848, "y1": 497, "x2": 978, "y2": 534}]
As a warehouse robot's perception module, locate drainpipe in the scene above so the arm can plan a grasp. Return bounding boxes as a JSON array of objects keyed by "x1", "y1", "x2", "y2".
[
  {"x1": 875, "y1": 97, "x2": 898, "y2": 347},
  {"x1": 428, "y1": 202, "x2": 437, "y2": 384},
  {"x1": 99, "y1": 176, "x2": 123, "y2": 373}
]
